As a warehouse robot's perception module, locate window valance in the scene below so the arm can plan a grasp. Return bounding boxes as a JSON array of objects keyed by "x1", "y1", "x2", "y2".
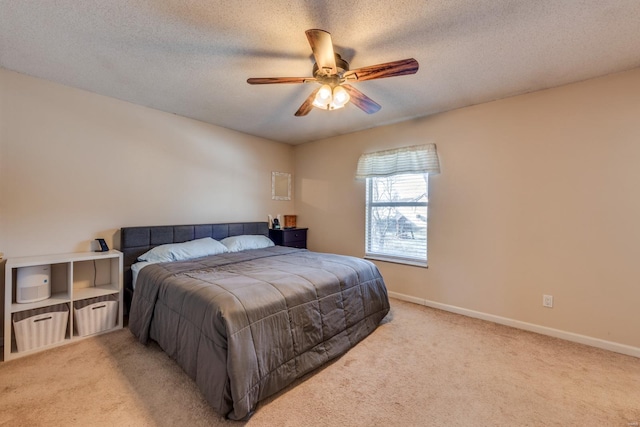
[{"x1": 355, "y1": 144, "x2": 440, "y2": 179}]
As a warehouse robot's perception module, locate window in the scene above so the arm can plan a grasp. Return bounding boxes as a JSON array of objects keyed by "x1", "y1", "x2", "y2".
[
  {"x1": 356, "y1": 144, "x2": 440, "y2": 267},
  {"x1": 365, "y1": 173, "x2": 428, "y2": 266}
]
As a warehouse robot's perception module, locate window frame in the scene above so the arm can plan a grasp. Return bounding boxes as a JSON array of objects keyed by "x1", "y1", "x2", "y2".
[{"x1": 364, "y1": 173, "x2": 429, "y2": 268}]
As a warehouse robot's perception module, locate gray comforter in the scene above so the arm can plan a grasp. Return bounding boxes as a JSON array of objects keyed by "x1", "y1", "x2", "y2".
[{"x1": 128, "y1": 246, "x2": 390, "y2": 420}]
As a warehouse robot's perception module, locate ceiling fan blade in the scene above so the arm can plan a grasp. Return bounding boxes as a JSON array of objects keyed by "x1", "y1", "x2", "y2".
[
  {"x1": 295, "y1": 87, "x2": 320, "y2": 117},
  {"x1": 344, "y1": 58, "x2": 419, "y2": 82},
  {"x1": 305, "y1": 29, "x2": 337, "y2": 75},
  {"x1": 342, "y1": 84, "x2": 381, "y2": 114},
  {"x1": 247, "y1": 77, "x2": 315, "y2": 84}
]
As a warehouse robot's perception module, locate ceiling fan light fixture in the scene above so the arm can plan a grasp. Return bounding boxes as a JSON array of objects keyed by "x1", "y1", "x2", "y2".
[
  {"x1": 312, "y1": 84, "x2": 350, "y2": 110},
  {"x1": 332, "y1": 85, "x2": 350, "y2": 108},
  {"x1": 316, "y1": 84, "x2": 332, "y2": 102},
  {"x1": 312, "y1": 99, "x2": 329, "y2": 109}
]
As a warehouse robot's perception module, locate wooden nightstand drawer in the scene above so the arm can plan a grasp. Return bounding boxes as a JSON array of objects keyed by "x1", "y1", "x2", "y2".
[
  {"x1": 281, "y1": 229, "x2": 307, "y2": 244},
  {"x1": 269, "y1": 228, "x2": 308, "y2": 249}
]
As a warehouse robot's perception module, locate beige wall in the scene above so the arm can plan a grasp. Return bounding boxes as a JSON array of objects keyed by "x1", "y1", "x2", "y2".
[
  {"x1": 2, "y1": 66, "x2": 639, "y2": 352},
  {"x1": 0, "y1": 69, "x2": 295, "y2": 336},
  {"x1": 0, "y1": 68, "x2": 294, "y2": 257},
  {"x1": 294, "y1": 68, "x2": 640, "y2": 349}
]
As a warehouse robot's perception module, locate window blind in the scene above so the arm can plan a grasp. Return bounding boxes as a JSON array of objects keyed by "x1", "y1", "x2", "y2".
[
  {"x1": 355, "y1": 144, "x2": 440, "y2": 179},
  {"x1": 365, "y1": 174, "x2": 429, "y2": 265}
]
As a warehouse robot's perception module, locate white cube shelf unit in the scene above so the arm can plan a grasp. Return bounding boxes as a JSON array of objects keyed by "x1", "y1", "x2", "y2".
[{"x1": 3, "y1": 250, "x2": 123, "y2": 361}]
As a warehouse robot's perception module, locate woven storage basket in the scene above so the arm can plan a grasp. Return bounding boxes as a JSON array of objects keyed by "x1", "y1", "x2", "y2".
[
  {"x1": 74, "y1": 294, "x2": 118, "y2": 337},
  {"x1": 13, "y1": 303, "x2": 69, "y2": 352}
]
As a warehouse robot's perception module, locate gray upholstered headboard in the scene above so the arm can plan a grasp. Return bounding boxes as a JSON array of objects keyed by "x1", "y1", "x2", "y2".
[{"x1": 120, "y1": 221, "x2": 269, "y2": 310}]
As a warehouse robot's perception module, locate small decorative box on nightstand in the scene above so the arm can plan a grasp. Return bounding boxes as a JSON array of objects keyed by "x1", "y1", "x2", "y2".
[{"x1": 269, "y1": 228, "x2": 308, "y2": 249}]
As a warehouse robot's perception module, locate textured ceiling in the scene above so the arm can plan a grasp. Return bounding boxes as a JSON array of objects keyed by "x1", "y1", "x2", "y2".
[{"x1": 2, "y1": 1, "x2": 640, "y2": 145}]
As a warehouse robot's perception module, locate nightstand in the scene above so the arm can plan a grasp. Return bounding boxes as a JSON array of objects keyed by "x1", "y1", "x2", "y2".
[{"x1": 269, "y1": 228, "x2": 308, "y2": 249}]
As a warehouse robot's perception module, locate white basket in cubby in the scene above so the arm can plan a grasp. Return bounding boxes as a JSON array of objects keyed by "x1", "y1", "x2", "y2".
[
  {"x1": 73, "y1": 295, "x2": 118, "y2": 337},
  {"x1": 13, "y1": 304, "x2": 69, "y2": 353}
]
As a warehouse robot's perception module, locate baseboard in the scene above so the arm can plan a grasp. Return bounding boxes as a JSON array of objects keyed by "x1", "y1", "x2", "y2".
[{"x1": 388, "y1": 291, "x2": 640, "y2": 359}]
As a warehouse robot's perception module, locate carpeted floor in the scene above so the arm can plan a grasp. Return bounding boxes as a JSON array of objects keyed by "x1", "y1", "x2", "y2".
[{"x1": 1, "y1": 298, "x2": 639, "y2": 426}]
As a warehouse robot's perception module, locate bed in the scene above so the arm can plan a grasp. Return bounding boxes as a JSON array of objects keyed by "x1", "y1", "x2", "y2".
[{"x1": 121, "y1": 222, "x2": 390, "y2": 420}]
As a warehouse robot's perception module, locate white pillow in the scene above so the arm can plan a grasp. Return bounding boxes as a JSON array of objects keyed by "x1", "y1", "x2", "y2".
[
  {"x1": 138, "y1": 237, "x2": 228, "y2": 262},
  {"x1": 220, "y1": 235, "x2": 274, "y2": 253}
]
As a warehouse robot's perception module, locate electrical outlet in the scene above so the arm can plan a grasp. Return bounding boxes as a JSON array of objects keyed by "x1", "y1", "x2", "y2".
[{"x1": 543, "y1": 294, "x2": 553, "y2": 308}]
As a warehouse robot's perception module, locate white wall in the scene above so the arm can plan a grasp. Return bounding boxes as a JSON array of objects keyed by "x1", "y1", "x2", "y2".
[{"x1": 294, "y1": 68, "x2": 640, "y2": 351}]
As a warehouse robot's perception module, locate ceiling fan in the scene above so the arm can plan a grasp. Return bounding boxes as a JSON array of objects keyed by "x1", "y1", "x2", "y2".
[{"x1": 247, "y1": 29, "x2": 419, "y2": 117}]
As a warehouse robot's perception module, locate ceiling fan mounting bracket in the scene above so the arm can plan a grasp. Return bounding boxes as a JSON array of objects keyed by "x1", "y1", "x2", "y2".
[{"x1": 312, "y1": 53, "x2": 349, "y2": 81}]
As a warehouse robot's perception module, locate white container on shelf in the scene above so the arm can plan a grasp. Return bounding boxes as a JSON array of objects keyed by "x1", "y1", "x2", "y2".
[
  {"x1": 16, "y1": 264, "x2": 51, "y2": 303},
  {"x1": 13, "y1": 304, "x2": 69, "y2": 352},
  {"x1": 73, "y1": 296, "x2": 118, "y2": 337}
]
